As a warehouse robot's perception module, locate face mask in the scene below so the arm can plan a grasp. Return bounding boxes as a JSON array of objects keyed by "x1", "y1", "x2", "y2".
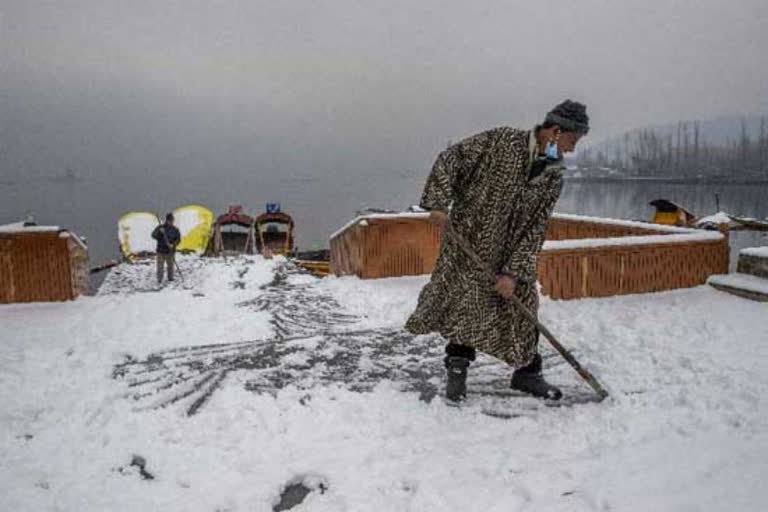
[{"x1": 544, "y1": 141, "x2": 559, "y2": 160}]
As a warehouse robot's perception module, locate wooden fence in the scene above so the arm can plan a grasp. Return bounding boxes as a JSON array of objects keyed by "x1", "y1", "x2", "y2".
[
  {"x1": 330, "y1": 213, "x2": 729, "y2": 300},
  {"x1": 546, "y1": 214, "x2": 665, "y2": 240}
]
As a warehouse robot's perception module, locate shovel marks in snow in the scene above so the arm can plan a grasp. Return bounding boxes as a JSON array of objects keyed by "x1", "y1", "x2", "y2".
[
  {"x1": 98, "y1": 257, "x2": 207, "y2": 294},
  {"x1": 113, "y1": 260, "x2": 596, "y2": 417},
  {"x1": 112, "y1": 261, "x2": 368, "y2": 415},
  {"x1": 114, "y1": 325, "x2": 591, "y2": 418},
  {"x1": 113, "y1": 327, "x2": 446, "y2": 416},
  {"x1": 238, "y1": 263, "x2": 358, "y2": 339}
]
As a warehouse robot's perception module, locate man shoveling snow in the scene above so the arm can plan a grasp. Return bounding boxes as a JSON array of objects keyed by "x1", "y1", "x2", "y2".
[{"x1": 406, "y1": 100, "x2": 590, "y2": 402}]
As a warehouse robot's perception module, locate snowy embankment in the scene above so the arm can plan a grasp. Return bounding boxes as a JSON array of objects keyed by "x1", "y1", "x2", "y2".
[{"x1": 1, "y1": 255, "x2": 767, "y2": 511}]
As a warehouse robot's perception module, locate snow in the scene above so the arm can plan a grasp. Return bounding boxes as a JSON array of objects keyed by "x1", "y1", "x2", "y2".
[
  {"x1": 543, "y1": 231, "x2": 723, "y2": 251},
  {"x1": 0, "y1": 222, "x2": 61, "y2": 233},
  {"x1": 708, "y1": 272, "x2": 768, "y2": 295},
  {"x1": 551, "y1": 212, "x2": 697, "y2": 234},
  {"x1": 173, "y1": 208, "x2": 206, "y2": 235},
  {"x1": 118, "y1": 212, "x2": 159, "y2": 256},
  {"x1": 1, "y1": 256, "x2": 767, "y2": 511},
  {"x1": 172, "y1": 205, "x2": 214, "y2": 255},
  {"x1": 330, "y1": 212, "x2": 430, "y2": 239},
  {"x1": 0, "y1": 222, "x2": 87, "y2": 249},
  {"x1": 696, "y1": 211, "x2": 732, "y2": 226},
  {"x1": 741, "y1": 246, "x2": 768, "y2": 258},
  {"x1": 329, "y1": 211, "x2": 701, "y2": 243}
]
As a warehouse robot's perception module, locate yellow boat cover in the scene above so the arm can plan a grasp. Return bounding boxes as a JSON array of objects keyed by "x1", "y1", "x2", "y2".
[
  {"x1": 117, "y1": 211, "x2": 159, "y2": 260},
  {"x1": 172, "y1": 205, "x2": 214, "y2": 254},
  {"x1": 653, "y1": 211, "x2": 679, "y2": 226}
]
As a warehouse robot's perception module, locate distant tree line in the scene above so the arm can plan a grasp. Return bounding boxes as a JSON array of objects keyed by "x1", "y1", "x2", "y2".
[{"x1": 576, "y1": 117, "x2": 768, "y2": 179}]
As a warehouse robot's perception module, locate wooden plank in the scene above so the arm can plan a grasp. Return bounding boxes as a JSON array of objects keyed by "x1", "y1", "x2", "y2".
[
  {"x1": 2, "y1": 234, "x2": 71, "y2": 303},
  {"x1": 0, "y1": 239, "x2": 15, "y2": 303}
]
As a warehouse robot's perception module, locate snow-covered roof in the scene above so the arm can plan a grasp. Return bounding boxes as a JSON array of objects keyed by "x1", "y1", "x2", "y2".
[
  {"x1": 546, "y1": 213, "x2": 723, "y2": 250},
  {"x1": 0, "y1": 222, "x2": 61, "y2": 234},
  {"x1": 544, "y1": 231, "x2": 723, "y2": 251},
  {"x1": 0, "y1": 222, "x2": 87, "y2": 249},
  {"x1": 331, "y1": 212, "x2": 708, "y2": 244},
  {"x1": 330, "y1": 212, "x2": 430, "y2": 240},
  {"x1": 329, "y1": 210, "x2": 724, "y2": 252},
  {"x1": 552, "y1": 213, "x2": 697, "y2": 234}
]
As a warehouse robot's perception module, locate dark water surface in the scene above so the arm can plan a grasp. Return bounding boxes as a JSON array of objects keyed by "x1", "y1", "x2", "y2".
[{"x1": 1, "y1": 173, "x2": 765, "y2": 267}]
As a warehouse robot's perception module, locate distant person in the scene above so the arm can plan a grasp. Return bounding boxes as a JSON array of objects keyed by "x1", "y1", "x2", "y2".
[
  {"x1": 405, "y1": 100, "x2": 589, "y2": 402},
  {"x1": 152, "y1": 213, "x2": 181, "y2": 283}
]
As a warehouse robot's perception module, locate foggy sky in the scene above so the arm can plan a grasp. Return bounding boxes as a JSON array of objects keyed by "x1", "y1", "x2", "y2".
[{"x1": 2, "y1": 0, "x2": 767, "y2": 181}]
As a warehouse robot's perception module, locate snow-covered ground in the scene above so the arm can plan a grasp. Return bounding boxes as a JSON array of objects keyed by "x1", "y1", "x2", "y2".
[{"x1": 1, "y1": 255, "x2": 767, "y2": 511}]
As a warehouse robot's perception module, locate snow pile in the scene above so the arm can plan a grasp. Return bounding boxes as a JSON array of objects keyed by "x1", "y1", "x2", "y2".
[
  {"x1": 708, "y1": 273, "x2": 768, "y2": 295},
  {"x1": 696, "y1": 211, "x2": 732, "y2": 226},
  {"x1": 741, "y1": 246, "x2": 768, "y2": 258},
  {"x1": 543, "y1": 231, "x2": 722, "y2": 251},
  {"x1": 1, "y1": 257, "x2": 767, "y2": 511}
]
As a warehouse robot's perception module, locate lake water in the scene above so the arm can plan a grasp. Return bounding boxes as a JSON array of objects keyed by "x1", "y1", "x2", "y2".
[{"x1": 1, "y1": 173, "x2": 766, "y2": 268}]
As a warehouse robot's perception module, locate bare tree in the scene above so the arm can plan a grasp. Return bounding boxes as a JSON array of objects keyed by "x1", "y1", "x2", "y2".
[
  {"x1": 739, "y1": 118, "x2": 749, "y2": 171},
  {"x1": 761, "y1": 117, "x2": 767, "y2": 178},
  {"x1": 575, "y1": 117, "x2": 768, "y2": 180},
  {"x1": 675, "y1": 121, "x2": 682, "y2": 172},
  {"x1": 693, "y1": 121, "x2": 700, "y2": 174}
]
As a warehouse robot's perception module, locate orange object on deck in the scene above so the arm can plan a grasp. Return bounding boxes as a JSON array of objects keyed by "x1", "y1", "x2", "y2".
[{"x1": 650, "y1": 199, "x2": 698, "y2": 226}]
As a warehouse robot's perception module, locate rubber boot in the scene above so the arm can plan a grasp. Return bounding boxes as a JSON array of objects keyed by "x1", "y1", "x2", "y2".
[
  {"x1": 444, "y1": 356, "x2": 470, "y2": 402},
  {"x1": 510, "y1": 354, "x2": 562, "y2": 400}
]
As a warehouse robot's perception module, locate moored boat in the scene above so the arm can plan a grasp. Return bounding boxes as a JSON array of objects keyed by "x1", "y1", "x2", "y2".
[
  {"x1": 208, "y1": 205, "x2": 257, "y2": 256},
  {"x1": 255, "y1": 204, "x2": 295, "y2": 257}
]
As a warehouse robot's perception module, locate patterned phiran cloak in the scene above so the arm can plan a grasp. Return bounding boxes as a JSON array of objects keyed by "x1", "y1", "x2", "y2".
[{"x1": 405, "y1": 126, "x2": 563, "y2": 367}]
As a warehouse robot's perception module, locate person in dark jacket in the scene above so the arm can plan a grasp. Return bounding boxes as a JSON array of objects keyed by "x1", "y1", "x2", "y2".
[{"x1": 151, "y1": 213, "x2": 182, "y2": 283}]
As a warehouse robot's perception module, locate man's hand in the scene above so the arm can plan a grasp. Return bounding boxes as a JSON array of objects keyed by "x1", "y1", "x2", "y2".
[
  {"x1": 429, "y1": 210, "x2": 447, "y2": 227},
  {"x1": 495, "y1": 275, "x2": 517, "y2": 299}
]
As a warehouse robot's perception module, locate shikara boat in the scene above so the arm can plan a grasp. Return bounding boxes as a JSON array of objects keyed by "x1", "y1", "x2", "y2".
[
  {"x1": 208, "y1": 205, "x2": 257, "y2": 255},
  {"x1": 255, "y1": 204, "x2": 294, "y2": 256}
]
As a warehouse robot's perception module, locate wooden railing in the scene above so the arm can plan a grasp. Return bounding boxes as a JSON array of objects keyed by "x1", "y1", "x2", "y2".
[
  {"x1": 330, "y1": 214, "x2": 441, "y2": 280},
  {"x1": 330, "y1": 213, "x2": 729, "y2": 300},
  {"x1": 538, "y1": 214, "x2": 729, "y2": 298}
]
